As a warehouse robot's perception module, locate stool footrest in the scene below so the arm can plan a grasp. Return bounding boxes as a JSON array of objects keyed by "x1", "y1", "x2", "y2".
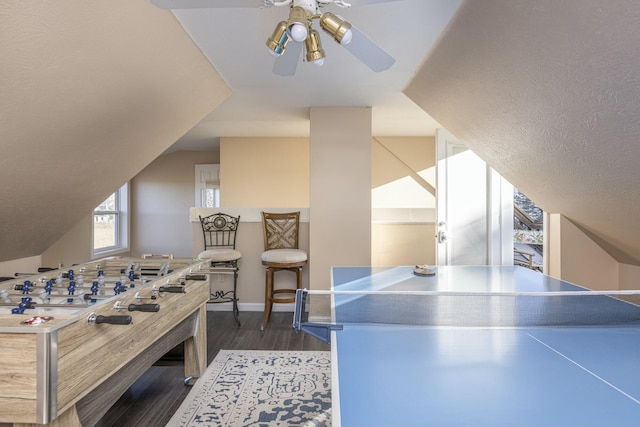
[
  {"x1": 271, "y1": 297, "x2": 296, "y2": 304},
  {"x1": 271, "y1": 288, "x2": 296, "y2": 304}
]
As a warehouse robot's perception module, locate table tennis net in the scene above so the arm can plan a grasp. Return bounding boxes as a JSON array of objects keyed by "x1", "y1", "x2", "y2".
[{"x1": 296, "y1": 290, "x2": 640, "y2": 328}]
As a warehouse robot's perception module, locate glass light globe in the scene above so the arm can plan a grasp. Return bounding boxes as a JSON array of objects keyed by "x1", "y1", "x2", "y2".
[
  {"x1": 340, "y1": 28, "x2": 353, "y2": 45},
  {"x1": 288, "y1": 23, "x2": 308, "y2": 42},
  {"x1": 311, "y1": 58, "x2": 325, "y2": 67}
]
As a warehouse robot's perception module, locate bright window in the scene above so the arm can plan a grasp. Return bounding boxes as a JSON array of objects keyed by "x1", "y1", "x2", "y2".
[
  {"x1": 93, "y1": 183, "x2": 129, "y2": 256},
  {"x1": 195, "y1": 164, "x2": 220, "y2": 208},
  {"x1": 205, "y1": 185, "x2": 220, "y2": 208}
]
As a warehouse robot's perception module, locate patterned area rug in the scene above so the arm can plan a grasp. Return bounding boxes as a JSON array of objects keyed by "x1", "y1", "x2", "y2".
[{"x1": 167, "y1": 350, "x2": 332, "y2": 427}]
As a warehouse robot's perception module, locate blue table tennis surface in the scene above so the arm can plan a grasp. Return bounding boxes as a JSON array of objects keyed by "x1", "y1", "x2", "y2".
[{"x1": 329, "y1": 266, "x2": 640, "y2": 427}]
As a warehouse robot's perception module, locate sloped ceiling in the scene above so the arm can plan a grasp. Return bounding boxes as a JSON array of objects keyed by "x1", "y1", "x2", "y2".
[
  {"x1": 0, "y1": 0, "x2": 231, "y2": 262},
  {"x1": 5, "y1": 0, "x2": 639, "y2": 268},
  {"x1": 162, "y1": 0, "x2": 461, "y2": 152},
  {"x1": 405, "y1": 0, "x2": 640, "y2": 265}
]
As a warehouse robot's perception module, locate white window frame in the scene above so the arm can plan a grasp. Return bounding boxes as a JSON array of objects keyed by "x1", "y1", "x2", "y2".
[
  {"x1": 204, "y1": 184, "x2": 220, "y2": 208},
  {"x1": 92, "y1": 183, "x2": 129, "y2": 258},
  {"x1": 195, "y1": 164, "x2": 220, "y2": 208}
]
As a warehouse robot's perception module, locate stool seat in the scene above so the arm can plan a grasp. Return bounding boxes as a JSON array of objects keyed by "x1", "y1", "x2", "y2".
[
  {"x1": 261, "y1": 249, "x2": 307, "y2": 264},
  {"x1": 199, "y1": 248, "x2": 242, "y2": 262}
]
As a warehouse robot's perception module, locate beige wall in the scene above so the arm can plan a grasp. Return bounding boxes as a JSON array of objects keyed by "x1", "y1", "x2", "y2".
[
  {"x1": 373, "y1": 136, "x2": 436, "y2": 189},
  {"x1": 220, "y1": 137, "x2": 309, "y2": 208},
  {"x1": 547, "y1": 214, "x2": 620, "y2": 290},
  {"x1": 546, "y1": 212, "x2": 640, "y2": 291},
  {"x1": 372, "y1": 136, "x2": 437, "y2": 267},
  {"x1": 546, "y1": 213, "x2": 561, "y2": 278},
  {"x1": 216, "y1": 137, "x2": 312, "y2": 307},
  {"x1": 0, "y1": 0, "x2": 231, "y2": 263},
  {"x1": 619, "y1": 263, "x2": 640, "y2": 290},
  {"x1": 213, "y1": 131, "x2": 438, "y2": 304},
  {"x1": 41, "y1": 213, "x2": 105, "y2": 268},
  {"x1": 0, "y1": 255, "x2": 42, "y2": 278},
  {"x1": 41, "y1": 150, "x2": 218, "y2": 269},
  {"x1": 310, "y1": 108, "x2": 372, "y2": 291},
  {"x1": 131, "y1": 150, "x2": 219, "y2": 257},
  {"x1": 372, "y1": 224, "x2": 436, "y2": 267}
]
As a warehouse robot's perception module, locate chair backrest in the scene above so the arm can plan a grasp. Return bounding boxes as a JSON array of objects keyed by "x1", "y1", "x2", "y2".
[
  {"x1": 199, "y1": 213, "x2": 240, "y2": 250},
  {"x1": 262, "y1": 211, "x2": 300, "y2": 251}
]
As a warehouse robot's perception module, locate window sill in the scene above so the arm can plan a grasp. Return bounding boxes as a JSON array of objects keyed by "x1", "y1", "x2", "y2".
[{"x1": 92, "y1": 247, "x2": 130, "y2": 260}]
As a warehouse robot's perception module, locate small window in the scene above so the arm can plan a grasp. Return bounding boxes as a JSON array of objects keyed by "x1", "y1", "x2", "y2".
[
  {"x1": 93, "y1": 183, "x2": 129, "y2": 256},
  {"x1": 195, "y1": 164, "x2": 220, "y2": 207},
  {"x1": 205, "y1": 184, "x2": 220, "y2": 208}
]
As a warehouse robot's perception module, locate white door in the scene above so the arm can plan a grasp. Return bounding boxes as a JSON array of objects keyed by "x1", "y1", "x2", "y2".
[{"x1": 436, "y1": 129, "x2": 513, "y2": 265}]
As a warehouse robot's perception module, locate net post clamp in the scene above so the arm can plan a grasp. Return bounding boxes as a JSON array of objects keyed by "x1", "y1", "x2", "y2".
[
  {"x1": 298, "y1": 322, "x2": 343, "y2": 344},
  {"x1": 293, "y1": 288, "x2": 343, "y2": 344}
]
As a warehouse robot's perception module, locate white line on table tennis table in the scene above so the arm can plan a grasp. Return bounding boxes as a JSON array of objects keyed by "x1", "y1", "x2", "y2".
[
  {"x1": 331, "y1": 267, "x2": 413, "y2": 290},
  {"x1": 527, "y1": 333, "x2": 640, "y2": 405},
  {"x1": 328, "y1": 267, "x2": 415, "y2": 306}
]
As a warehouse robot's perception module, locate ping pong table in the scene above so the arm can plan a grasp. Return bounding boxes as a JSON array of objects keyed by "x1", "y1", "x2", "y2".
[{"x1": 295, "y1": 265, "x2": 640, "y2": 427}]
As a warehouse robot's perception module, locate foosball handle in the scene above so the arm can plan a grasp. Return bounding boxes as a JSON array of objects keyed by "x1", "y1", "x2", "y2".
[
  {"x1": 128, "y1": 303, "x2": 160, "y2": 312},
  {"x1": 158, "y1": 286, "x2": 185, "y2": 293},
  {"x1": 87, "y1": 313, "x2": 132, "y2": 325},
  {"x1": 186, "y1": 274, "x2": 207, "y2": 281}
]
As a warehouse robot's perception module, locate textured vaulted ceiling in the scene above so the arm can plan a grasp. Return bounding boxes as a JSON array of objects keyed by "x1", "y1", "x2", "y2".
[
  {"x1": 0, "y1": 0, "x2": 231, "y2": 262},
  {"x1": 405, "y1": 0, "x2": 640, "y2": 264}
]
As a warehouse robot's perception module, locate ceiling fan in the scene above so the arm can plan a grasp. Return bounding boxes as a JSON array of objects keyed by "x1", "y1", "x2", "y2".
[{"x1": 150, "y1": 0, "x2": 399, "y2": 76}]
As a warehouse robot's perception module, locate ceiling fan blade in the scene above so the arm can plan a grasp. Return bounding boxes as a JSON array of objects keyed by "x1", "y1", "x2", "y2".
[
  {"x1": 150, "y1": 0, "x2": 263, "y2": 9},
  {"x1": 342, "y1": 25, "x2": 395, "y2": 72},
  {"x1": 273, "y1": 41, "x2": 303, "y2": 77}
]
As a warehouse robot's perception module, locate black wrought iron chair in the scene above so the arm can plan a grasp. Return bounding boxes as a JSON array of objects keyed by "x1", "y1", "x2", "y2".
[
  {"x1": 198, "y1": 213, "x2": 242, "y2": 325},
  {"x1": 260, "y1": 211, "x2": 307, "y2": 331}
]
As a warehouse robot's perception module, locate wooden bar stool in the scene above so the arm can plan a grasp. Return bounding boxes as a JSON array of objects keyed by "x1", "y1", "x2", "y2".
[{"x1": 260, "y1": 211, "x2": 307, "y2": 331}]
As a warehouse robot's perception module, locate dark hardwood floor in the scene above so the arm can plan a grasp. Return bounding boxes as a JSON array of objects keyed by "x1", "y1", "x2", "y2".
[{"x1": 95, "y1": 310, "x2": 330, "y2": 427}]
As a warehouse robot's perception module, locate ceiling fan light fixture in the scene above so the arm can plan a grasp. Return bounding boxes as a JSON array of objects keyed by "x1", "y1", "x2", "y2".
[
  {"x1": 286, "y1": 6, "x2": 310, "y2": 42},
  {"x1": 305, "y1": 29, "x2": 325, "y2": 66},
  {"x1": 266, "y1": 21, "x2": 290, "y2": 56},
  {"x1": 320, "y1": 12, "x2": 353, "y2": 45}
]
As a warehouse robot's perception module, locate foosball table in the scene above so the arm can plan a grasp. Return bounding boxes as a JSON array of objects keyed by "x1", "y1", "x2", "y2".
[{"x1": 0, "y1": 256, "x2": 211, "y2": 427}]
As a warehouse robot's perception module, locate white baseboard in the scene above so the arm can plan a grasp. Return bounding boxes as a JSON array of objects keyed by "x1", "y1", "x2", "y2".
[{"x1": 206, "y1": 302, "x2": 295, "y2": 313}]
